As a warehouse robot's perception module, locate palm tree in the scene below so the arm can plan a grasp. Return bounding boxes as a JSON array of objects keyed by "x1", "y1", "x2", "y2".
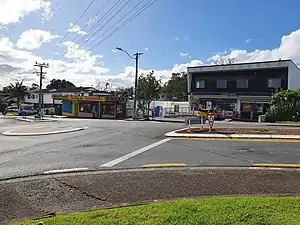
[{"x1": 5, "y1": 80, "x2": 28, "y2": 108}]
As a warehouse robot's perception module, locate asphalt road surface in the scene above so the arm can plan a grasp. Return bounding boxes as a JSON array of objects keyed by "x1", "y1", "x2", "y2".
[{"x1": 1, "y1": 118, "x2": 300, "y2": 180}]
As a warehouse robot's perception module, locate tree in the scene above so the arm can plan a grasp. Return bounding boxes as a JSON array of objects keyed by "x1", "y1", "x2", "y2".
[
  {"x1": 4, "y1": 80, "x2": 28, "y2": 108},
  {"x1": 114, "y1": 87, "x2": 134, "y2": 99},
  {"x1": 267, "y1": 89, "x2": 300, "y2": 121},
  {"x1": 95, "y1": 80, "x2": 112, "y2": 92},
  {"x1": 137, "y1": 70, "x2": 161, "y2": 118},
  {"x1": 46, "y1": 79, "x2": 76, "y2": 89},
  {"x1": 163, "y1": 72, "x2": 188, "y2": 101},
  {"x1": 30, "y1": 83, "x2": 39, "y2": 90}
]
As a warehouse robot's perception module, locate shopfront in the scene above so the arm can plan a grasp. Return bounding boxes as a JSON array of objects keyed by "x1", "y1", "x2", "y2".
[{"x1": 52, "y1": 95, "x2": 126, "y2": 119}]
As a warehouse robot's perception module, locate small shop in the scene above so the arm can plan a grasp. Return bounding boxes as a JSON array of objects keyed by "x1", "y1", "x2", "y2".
[{"x1": 52, "y1": 95, "x2": 126, "y2": 119}]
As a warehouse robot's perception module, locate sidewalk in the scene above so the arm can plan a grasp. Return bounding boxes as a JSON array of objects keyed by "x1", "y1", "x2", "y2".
[{"x1": 1, "y1": 167, "x2": 300, "y2": 224}]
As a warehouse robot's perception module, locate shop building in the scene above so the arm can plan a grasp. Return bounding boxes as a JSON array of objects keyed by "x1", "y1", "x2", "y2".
[
  {"x1": 52, "y1": 95, "x2": 126, "y2": 119},
  {"x1": 25, "y1": 87, "x2": 106, "y2": 115},
  {"x1": 187, "y1": 60, "x2": 300, "y2": 120}
]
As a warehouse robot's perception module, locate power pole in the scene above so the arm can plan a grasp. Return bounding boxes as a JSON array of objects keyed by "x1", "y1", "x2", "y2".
[
  {"x1": 133, "y1": 53, "x2": 143, "y2": 120},
  {"x1": 116, "y1": 47, "x2": 143, "y2": 120},
  {"x1": 33, "y1": 61, "x2": 49, "y2": 119}
]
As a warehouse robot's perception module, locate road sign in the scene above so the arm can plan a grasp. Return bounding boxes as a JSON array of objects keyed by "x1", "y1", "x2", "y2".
[{"x1": 208, "y1": 114, "x2": 215, "y2": 131}]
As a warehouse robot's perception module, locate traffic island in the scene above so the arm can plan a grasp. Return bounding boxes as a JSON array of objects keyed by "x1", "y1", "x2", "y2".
[
  {"x1": 2, "y1": 126, "x2": 87, "y2": 136},
  {"x1": 165, "y1": 127, "x2": 300, "y2": 140}
]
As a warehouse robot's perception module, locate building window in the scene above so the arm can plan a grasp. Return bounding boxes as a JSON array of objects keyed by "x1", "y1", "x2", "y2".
[
  {"x1": 196, "y1": 80, "x2": 205, "y2": 89},
  {"x1": 217, "y1": 80, "x2": 227, "y2": 88},
  {"x1": 79, "y1": 103, "x2": 93, "y2": 113},
  {"x1": 237, "y1": 79, "x2": 248, "y2": 88},
  {"x1": 268, "y1": 78, "x2": 281, "y2": 88},
  {"x1": 102, "y1": 104, "x2": 115, "y2": 116}
]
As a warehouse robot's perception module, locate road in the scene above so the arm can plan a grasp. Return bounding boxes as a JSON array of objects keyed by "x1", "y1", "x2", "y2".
[{"x1": 0, "y1": 118, "x2": 300, "y2": 179}]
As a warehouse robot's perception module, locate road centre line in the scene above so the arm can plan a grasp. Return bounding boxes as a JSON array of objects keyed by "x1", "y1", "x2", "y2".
[{"x1": 100, "y1": 138, "x2": 171, "y2": 167}]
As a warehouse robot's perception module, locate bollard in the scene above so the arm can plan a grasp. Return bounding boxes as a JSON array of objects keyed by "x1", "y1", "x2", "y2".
[{"x1": 188, "y1": 119, "x2": 191, "y2": 133}]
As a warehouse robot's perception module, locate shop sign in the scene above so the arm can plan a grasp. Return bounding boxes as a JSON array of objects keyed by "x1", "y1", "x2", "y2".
[{"x1": 52, "y1": 95, "x2": 106, "y2": 102}]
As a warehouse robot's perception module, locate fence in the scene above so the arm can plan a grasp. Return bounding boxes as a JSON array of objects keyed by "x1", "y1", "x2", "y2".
[{"x1": 164, "y1": 107, "x2": 192, "y2": 117}]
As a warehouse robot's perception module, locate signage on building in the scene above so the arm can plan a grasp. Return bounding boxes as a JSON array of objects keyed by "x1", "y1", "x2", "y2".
[{"x1": 52, "y1": 95, "x2": 106, "y2": 102}]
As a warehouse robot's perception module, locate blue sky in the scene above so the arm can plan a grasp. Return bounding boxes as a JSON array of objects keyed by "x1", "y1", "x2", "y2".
[{"x1": 0, "y1": 0, "x2": 300, "y2": 87}]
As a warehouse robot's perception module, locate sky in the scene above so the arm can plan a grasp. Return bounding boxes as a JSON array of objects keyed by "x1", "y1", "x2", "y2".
[{"x1": 0, "y1": 0, "x2": 300, "y2": 90}]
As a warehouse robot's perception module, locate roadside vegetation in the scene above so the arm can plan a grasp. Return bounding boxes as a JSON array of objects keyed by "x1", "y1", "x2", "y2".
[
  {"x1": 267, "y1": 89, "x2": 300, "y2": 122},
  {"x1": 12, "y1": 197, "x2": 300, "y2": 225}
]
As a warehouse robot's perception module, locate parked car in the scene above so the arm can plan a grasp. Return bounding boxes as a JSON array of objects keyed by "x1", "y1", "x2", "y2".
[
  {"x1": 19, "y1": 107, "x2": 37, "y2": 116},
  {"x1": 3, "y1": 106, "x2": 19, "y2": 116}
]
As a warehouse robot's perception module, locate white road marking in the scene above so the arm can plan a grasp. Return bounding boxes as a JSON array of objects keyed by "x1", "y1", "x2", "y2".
[
  {"x1": 100, "y1": 138, "x2": 171, "y2": 167},
  {"x1": 43, "y1": 167, "x2": 89, "y2": 175}
]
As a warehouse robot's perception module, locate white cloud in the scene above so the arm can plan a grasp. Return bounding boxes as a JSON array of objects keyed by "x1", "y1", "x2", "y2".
[
  {"x1": 67, "y1": 23, "x2": 87, "y2": 35},
  {"x1": 16, "y1": 29, "x2": 60, "y2": 50},
  {"x1": 209, "y1": 29, "x2": 300, "y2": 64},
  {"x1": 173, "y1": 36, "x2": 180, "y2": 41},
  {"x1": 180, "y1": 53, "x2": 189, "y2": 57},
  {"x1": 112, "y1": 49, "x2": 117, "y2": 53},
  {"x1": 1, "y1": 28, "x2": 300, "y2": 90},
  {"x1": 246, "y1": 38, "x2": 252, "y2": 43},
  {"x1": 144, "y1": 47, "x2": 149, "y2": 51},
  {"x1": 0, "y1": 0, "x2": 53, "y2": 25}
]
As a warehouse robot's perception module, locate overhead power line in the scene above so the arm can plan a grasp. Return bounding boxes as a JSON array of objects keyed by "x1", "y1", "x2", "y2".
[
  {"x1": 67, "y1": 0, "x2": 157, "y2": 62},
  {"x1": 89, "y1": 0, "x2": 157, "y2": 52},
  {"x1": 66, "y1": 0, "x2": 134, "y2": 59},
  {"x1": 53, "y1": 0, "x2": 96, "y2": 51},
  {"x1": 62, "y1": 0, "x2": 110, "y2": 49},
  {"x1": 60, "y1": 0, "x2": 123, "y2": 59}
]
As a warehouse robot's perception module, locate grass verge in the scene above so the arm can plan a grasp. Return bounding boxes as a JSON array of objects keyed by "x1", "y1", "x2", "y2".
[
  {"x1": 277, "y1": 121, "x2": 300, "y2": 124},
  {"x1": 12, "y1": 197, "x2": 300, "y2": 225}
]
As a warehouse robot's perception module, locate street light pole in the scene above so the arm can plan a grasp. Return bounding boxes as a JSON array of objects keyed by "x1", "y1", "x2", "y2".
[{"x1": 116, "y1": 47, "x2": 143, "y2": 119}]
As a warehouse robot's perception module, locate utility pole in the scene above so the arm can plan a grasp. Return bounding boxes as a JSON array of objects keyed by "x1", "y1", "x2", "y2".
[
  {"x1": 133, "y1": 52, "x2": 143, "y2": 120},
  {"x1": 33, "y1": 61, "x2": 49, "y2": 119},
  {"x1": 116, "y1": 47, "x2": 143, "y2": 120}
]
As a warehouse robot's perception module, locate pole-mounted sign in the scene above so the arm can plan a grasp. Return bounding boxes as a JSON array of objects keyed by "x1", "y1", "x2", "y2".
[{"x1": 208, "y1": 114, "x2": 215, "y2": 132}]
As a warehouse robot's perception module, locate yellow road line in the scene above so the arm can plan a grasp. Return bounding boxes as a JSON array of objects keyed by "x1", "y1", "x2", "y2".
[
  {"x1": 143, "y1": 163, "x2": 186, "y2": 168},
  {"x1": 251, "y1": 164, "x2": 300, "y2": 168},
  {"x1": 170, "y1": 137, "x2": 300, "y2": 143}
]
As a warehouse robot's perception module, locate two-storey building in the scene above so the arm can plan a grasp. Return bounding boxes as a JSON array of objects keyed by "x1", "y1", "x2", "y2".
[{"x1": 187, "y1": 59, "x2": 300, "y2": 120}]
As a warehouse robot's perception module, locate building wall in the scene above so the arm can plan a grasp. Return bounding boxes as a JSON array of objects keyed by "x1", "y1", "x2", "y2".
[
  {"x1": 25, "y1": 92, "x2": 91, "y2": 105},
  {"x1": 288, "y1": 61, "x2": 300, "y2": 90},
  {"x1": 190, "y1": 68, "x2": 288, "y2": 95}
]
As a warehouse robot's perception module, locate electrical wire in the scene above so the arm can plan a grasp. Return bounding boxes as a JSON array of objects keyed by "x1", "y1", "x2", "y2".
[
  {"x1": 66, "y1": 0, "x2": 134, "y2": 58},
  {"x1": 70, "y1": 0, "x2": 110, "y2": 44},
  {"x1": 53, "y1": 0, "x2": 96, "y2": 51},
  {"x1": 89, "y1": 0, "x2": 157, "y2": 52}
]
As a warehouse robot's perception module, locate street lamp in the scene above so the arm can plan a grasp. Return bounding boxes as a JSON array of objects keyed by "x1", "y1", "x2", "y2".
[{"x1": 116, "y1": 47, "x2": 143, "y2": 120}]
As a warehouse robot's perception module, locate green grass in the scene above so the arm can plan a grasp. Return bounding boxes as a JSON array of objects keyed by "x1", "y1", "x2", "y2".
[
  {"x1": 12, "y1": 197, "x2": 300, "y2": 225},
  {"x1": 246, "y1": 129, "x2": 275, "y2": 134},
  {"x1": 277, "y1": 121, "x2": 300, "y2": 124}
]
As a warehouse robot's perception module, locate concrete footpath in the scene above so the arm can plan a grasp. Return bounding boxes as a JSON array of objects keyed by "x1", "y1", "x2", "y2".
[{"x1": 1, "y1": 167, "x2": 300, "y2": 224}]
